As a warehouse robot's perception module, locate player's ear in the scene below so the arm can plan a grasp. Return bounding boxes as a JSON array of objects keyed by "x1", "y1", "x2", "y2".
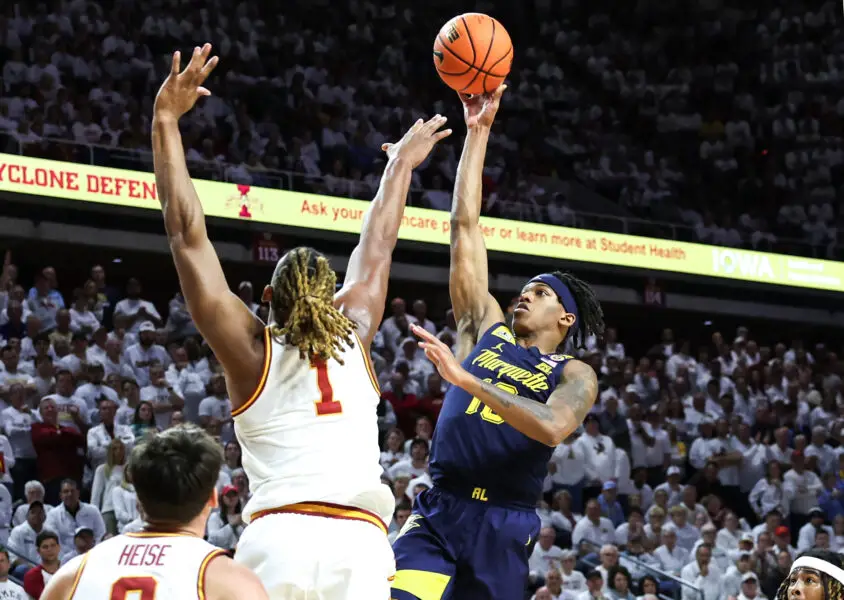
[
  {"x1": 558, "y1": 310, "x2": 576, "y2": 330},
  {"x1": 261, "y1": 285, "x2": 273, "y2": 304},
  {"x1": 209, "y1": 488, "x2": 219, "y2": 510}
]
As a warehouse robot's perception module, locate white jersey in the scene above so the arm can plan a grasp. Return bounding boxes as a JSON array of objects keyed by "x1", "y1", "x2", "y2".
[
  {"x1": 233, "y1": 328, "x2": 394, "y2": 525},
  {"x1": 69, "y1": 532, "x2": 225, "y2": 599}
]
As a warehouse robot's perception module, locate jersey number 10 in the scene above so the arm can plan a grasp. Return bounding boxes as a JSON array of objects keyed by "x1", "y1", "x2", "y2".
[
  {"x1": 464, "y1": 379, "x2": 517, "y2": 424},
  {"x1": 111, "y1": 576, "x2": 157, "y2": 600}
]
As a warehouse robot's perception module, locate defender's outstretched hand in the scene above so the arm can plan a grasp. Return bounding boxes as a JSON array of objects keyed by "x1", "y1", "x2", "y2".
[
  {"x1": 381, "y1": 115, "x2": 452, "y2": 168},
  {"x1": 154, "y1": 44, "x2": 219, "y2": 121},
  {"x1": 459, "y1": 84, "x2": 507, "y2": 129},
  {"x1": 411, "y1": 323, "x2": 468, "y2": 387}
]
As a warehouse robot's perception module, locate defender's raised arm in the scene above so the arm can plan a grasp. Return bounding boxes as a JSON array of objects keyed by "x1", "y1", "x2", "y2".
[
  {"x1": 152, "y1": 45, "x2": 264, "y2": 405},
  {"x1": 449, "y1": 86, "x2": 508, "y2": 360},
  {"x1": 335, "y1": 116, "x2": 451, "y2": 349}
]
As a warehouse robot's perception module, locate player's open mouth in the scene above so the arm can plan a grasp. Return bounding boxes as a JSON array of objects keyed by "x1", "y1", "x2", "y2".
[{"x1": 514, "y1": 303, "x2": 529, "y2": 313}]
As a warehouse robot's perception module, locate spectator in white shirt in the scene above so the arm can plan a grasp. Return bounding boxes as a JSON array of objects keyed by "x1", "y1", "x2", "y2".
[
  {"x1": 123, "y1": 322, "x2": 169, "y2": 387},
  {"x1": 7, "y1": 500, "x2": 46, "y2": 579},
  {"x1": 653, "y1": 466, "x2": 684, "y2": 507},
  {"x1": 112, "y1": 279, "x2": 162, "y2": 335},
  {"x1": 529, "y1": 527, "x2": 566, "y2": 580},
  {"x1": 140, "y1": 363, "x2": 185, "y2": 430},
  {"x1": 559, "y1": 551, "x2": 587, "y2": 594},
  {"x1": 111, "y1": 472, "x2": 138, "y2": 533},
  {"x1": 42, "y1": 370, "x2": 89, "y2": 432},
  {"x1": 2, "y1": 383, "x2": 36, "y2": 500},
  {"x1": 578, "y1": 414, "x2": 616, "y2": 500},
  {"x1": 805, "y1": 426, "x2": 836, "y2": 476},
  {"x1": 74, "y1": 362, "x2": 120, "y2": 414},
  {"x1": 89, "y1": 439, "x2": 126, "y2": 535},
  {"x1": 164, "y1": 347, "x2": 206, "y2": 423},
  {"x1": 716, "y1": 511, "x2": 745, "y2": 553},
  {"x1": 669, "y1": 506, "x2": 701, "y2": 554},
  {"x1": 44, "y1": 479, "x2": 106, "y2": 550},
  {"x1": 785, "y1": 451, "x2": 823, "y2": 531},
  {"x1": 576, "y1": 570, "x2": 608, "y2": 600},
  {"x1": 198, "y1": 374, "x2": 233, "y2": 443},
  {"x1": 653, "y1": 526, "x2": 689, "y2": 576},
  {"x1": 680, "y1": 544, "x2": 723, "y2": 600},
  {"x1": 797, "y1": 508, "x2": 833, "y2": 552},
  {"x1": 722, "y1": 551, "x2": 755, "y2": 599},
  {"x1": 549, "y1": 434, "x2": 587, "y2": 510},
  {"x1": 87, "y1": 399, "x2": 134, "y2": 469},
  {"x1": 749, "y1": 462, "x2": 791, "y2": 520},
  {"x1": 572, "y1": 499, "x2": 616, "y2": 551}
]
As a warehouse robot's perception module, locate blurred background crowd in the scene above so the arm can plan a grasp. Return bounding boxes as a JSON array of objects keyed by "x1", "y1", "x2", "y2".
[
  {"x1": 0, "y1": 0, "x2": 843, "y2": 599},
  {"x1": 0, "y1": 0, "x2": 842, "y2": 259},
  {"x1": 1, "y1": 257, "x2": 842, "y2": 600}
]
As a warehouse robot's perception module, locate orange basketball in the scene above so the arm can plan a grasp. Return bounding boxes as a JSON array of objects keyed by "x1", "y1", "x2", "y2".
[{"x1": 433, "y1": 13, "x2": 513, "y2": 95}]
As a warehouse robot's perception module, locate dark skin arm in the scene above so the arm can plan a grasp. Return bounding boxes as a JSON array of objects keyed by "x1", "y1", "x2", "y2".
[
  {"x1": 334, "y1": 116, "x2": 452, "y2": 351},
  {"x1": 151, "y1": 45, "x2": 264, "y2": 409},
  {"x1": 411, "y1": 324, "x2": 598, "y2": 447},
  {"x1": 449, "y1": 87, "x2": 508, "y2": 361}
]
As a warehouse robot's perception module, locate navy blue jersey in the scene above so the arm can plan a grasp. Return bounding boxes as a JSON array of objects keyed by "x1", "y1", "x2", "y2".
[{"x1": 429, "y1": 322, "x2": 573, "y2": 509}]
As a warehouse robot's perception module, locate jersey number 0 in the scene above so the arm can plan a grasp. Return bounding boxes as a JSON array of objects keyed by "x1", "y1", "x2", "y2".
[{"x1": 111, "y1": 576, "x2": 157, "y2": 600}]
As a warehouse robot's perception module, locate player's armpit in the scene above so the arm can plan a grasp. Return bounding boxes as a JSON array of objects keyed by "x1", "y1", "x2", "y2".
[
  {"x1": 204, "y1": 554, "x2": 270, "y2": 600},
  {"x1": 546, "y1": 360, "x2": 599, "y2": 443}
]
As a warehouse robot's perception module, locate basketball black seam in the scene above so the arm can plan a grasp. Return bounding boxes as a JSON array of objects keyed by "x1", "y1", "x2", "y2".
[
  {"x1": 482, "y1": 44, "x2": 513, "y2": 92},
  {"x1": 460, "y1": 18, "x2": 496, "y2": 93},
  {"x1": 436, "y1": 34, "x2": 475, "y2": 75},
  {"x1": 460, "y1": 16, "x2": 477, "y2": 67}
]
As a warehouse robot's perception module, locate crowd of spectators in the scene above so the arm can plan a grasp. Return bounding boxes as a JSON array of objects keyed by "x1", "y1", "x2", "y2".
[
  {"x1": 0, "y1": 0, "x2": 841, "y2": 259},
  {"x1": 1, "y1": 253, "x2": 843, "y2": 599},
  {"x1": 542, "y1": 0, "x2": 844, "y2": 257}
]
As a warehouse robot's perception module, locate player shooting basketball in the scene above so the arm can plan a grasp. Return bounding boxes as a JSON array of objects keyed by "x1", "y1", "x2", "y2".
[{"x1": 391, "y1": 85, "x2": 604, "y2": 600}]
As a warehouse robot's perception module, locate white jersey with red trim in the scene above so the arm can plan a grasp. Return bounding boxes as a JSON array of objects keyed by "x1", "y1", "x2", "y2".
[
  {"x1": 69, "y1": 532, "x2": 224, "y2": 600},
  {"x1": 233, "y1": 328, "x2": 394, "y2": 525}
]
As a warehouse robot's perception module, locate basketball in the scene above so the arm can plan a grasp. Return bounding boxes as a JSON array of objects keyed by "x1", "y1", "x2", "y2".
[{"x1": 433, "y1": 13, "x2": 513, "y2": 95}]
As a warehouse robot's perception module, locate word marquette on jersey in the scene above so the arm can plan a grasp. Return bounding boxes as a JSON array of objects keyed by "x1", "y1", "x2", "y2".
[{"x1": 470, "y1": 327, "x2": 573, "y2": 393}]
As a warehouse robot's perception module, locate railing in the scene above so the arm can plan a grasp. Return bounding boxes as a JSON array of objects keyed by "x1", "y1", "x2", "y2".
[
  {"x1": 1, "y1": 134, "x2": 840, "y2": 261},
  {"x1": 580, "y1": 538, "x2": 703, "y2": 600}
]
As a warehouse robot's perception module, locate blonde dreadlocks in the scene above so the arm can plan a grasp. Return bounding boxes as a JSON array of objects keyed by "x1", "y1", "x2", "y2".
[{"x1": 269, "y1": 247, "x2": 356, "y2": 364}]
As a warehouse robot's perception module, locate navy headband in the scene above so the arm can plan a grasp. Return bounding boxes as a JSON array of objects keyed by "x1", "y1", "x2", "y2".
[{"x1": 528, "y1": 274, "x2": 579, "y2": 345}]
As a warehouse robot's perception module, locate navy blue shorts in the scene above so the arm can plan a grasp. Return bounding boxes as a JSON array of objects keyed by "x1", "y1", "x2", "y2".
[{"x1": 391, "y1": 486, "x2": 541, "y2": 600}]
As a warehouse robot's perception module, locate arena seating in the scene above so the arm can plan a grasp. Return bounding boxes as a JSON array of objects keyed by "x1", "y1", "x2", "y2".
[{"x1": 0, "y1": 0, "x2": 841, "y2": 261}]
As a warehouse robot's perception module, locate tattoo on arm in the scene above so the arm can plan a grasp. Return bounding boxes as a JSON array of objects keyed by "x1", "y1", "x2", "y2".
[
  {"x1": 477, "y1": 380, "x2": 556, "y2": 422},
  {"x1": 554, "y1": 372, "x2": 597, "y2": 426}
]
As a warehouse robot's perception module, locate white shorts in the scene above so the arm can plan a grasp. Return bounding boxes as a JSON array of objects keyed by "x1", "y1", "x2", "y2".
[{"x1": 235, "y1": 510, "x2": 395, "y2": 600}]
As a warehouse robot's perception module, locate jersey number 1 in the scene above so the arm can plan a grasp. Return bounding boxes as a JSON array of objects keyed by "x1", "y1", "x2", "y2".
[
  {"x1": 465, "y1": 378, "x2": 517, "y2": 424},
  {"x1": 312, "y1": 358, "x2": 343, "y2": 416},
  {"x1": 111, "y1": 576, "x2": 157, "y2": 600}
]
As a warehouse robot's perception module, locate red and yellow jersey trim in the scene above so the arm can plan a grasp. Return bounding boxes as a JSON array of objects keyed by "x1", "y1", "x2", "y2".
[
  {"x1": 231, "y1": 327, "x2": 272, "y2": 418},
  {"x1": 67, "y1": 552, "x2": 91, "y2": 599},
  {"x1": 197, "y1": 549, "x2": 226, "y2": 600},
  {"x1": 252, "y1": 501, "x2": 387, "y2": 535}
]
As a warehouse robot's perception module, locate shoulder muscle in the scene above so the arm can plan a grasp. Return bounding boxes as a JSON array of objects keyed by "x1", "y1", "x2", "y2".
[
  {"x1": 205, "y1": 554, "x2": 270, "y2": 600},
  {"x1": 548, "y1": 359, "x2": 599, "y2": 436}
]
